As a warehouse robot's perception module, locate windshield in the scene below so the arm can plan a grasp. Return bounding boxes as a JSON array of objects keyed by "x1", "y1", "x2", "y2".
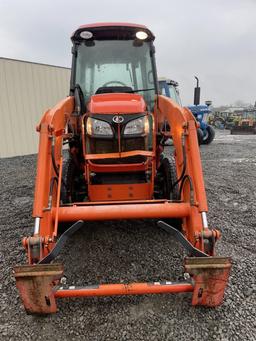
[
  {"x1": 168, "y1": 85, "x2": 182, "y2": 106},
  {"x1": 159, "y1": 81, "x2": 182, "y2": 106},
  {"x1": 75, "y1": 40, "x2": 156, "y2": 111}
]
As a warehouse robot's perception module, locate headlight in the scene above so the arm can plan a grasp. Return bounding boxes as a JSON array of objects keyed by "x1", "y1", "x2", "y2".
[
  {"x1": 86, "y1": 117, "x2": 113, "y2": 137},
  {"x1": 124, "y1": 116, "x2": 149, "y2": 135}
]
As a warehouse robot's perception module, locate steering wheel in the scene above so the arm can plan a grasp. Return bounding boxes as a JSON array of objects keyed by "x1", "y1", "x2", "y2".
[{"x1": 102, "y1": 81, "x2": 128, "y2": 87}]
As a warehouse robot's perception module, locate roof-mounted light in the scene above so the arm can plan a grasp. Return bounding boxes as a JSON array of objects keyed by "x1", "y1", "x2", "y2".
[
  {"x1": 135, "y1": 31, "x2": 148, "y2": 40},
  {"x1": 80, "y1": 31, "x2": 93, "y2": 39}
]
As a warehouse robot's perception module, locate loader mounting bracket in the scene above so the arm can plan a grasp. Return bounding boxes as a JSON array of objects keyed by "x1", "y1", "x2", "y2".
[
  {"x1": 14, "y1": 263, "x2": 63, "y2": 314},
  {"x1": 185, "y1": 256, "x2": 232, "y2": 306}
]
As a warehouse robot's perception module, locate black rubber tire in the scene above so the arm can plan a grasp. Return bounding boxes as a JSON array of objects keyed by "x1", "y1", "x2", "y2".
[
  {"x1": 61, "y1": 157, "x2": 74, "y2": 204},
  {"x1": 158, "y1": 156, "x2": 182, "y2": 230},
  {"x1": 159, "y1": 157, "x2": 179, "y2": 200},
  {"x1": 197, "y1": 128, "x2": 204, "y2": 145},
  {"x1": 202, "y1": 125, "x2": 215, "y2": 144},
  {"x1": 61, "y1": 155, "x2": 84, "y2": 204}
]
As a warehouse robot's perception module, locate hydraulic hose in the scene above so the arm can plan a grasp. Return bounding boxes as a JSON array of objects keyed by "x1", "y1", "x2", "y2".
[
  {"x1": 51, "y1": 143, "x2": 59, "y2": 177},
  {"x1": 51, "y1": 140, "x2": 67, "y2": 189},
  {"x1": 178, "y1": 174, "x2": 195, "y2": 204},
  {"x1": 172, "y1": 134, "x2": 186, "y2": 188}
]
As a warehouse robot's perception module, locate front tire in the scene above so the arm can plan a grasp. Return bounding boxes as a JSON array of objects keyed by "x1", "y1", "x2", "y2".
[
  {"x1": 197, "y1": 128, "x2": 204, "y2": 145},
  {"x1": 61, "y1": 155, "x2": 86, "y2": 204},
  {"x1": 202, "y1": 125, "x2": 215, "y2": 144},
  {"x1": 156, "y1": 156, "x2": 182, "y2": 230}
]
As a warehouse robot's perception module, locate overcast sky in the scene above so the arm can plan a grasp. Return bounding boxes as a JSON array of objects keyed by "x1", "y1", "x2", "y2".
[{"x1": 0, "y1": 0, "x2": 255, "y2": 106}]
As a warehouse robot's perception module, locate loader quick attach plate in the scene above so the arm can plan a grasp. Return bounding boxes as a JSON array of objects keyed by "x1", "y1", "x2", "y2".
[
  {"x1": 14, "y1": 264, "x2": 64, "y2": 314},
  {"x1": 13, "y1": 257, "x2": 231, "y2": 313},
  {"x1": 185, "y1": 257, "x2": 232, "y2": 307}
]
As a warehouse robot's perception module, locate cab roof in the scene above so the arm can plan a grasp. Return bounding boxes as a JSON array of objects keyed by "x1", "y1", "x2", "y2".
[
  {"x1": 71, "y1": 22, "x2": 155, "y2": 42},
  {"x1": 158, "y1": 78, "x2": 179, "y2": 87}
]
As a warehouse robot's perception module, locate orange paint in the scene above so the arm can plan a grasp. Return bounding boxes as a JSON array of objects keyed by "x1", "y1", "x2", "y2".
[
  {"x1": 55, "y1": 282, "x2": 193, "y2": 298},
  {"x1": 54, "y1": 202, "x2": 191, "y2": 222}
]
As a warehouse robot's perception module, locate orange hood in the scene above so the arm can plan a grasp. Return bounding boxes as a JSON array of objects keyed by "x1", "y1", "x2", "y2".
[{"x1": 87, "y1": 93, "x2": 147, "y2": 114}]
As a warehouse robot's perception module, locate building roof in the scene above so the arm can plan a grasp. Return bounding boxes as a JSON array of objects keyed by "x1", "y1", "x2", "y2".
[{"x1": 0, "y1": 57, "x2": 70, "y2": 70}]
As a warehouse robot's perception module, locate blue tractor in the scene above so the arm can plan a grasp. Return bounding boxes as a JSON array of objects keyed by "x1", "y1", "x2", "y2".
[
  {"x1": 187, "y1": 77, "x2": 215, "y2": 144},
  {"x1": 158, "y1": 78, "x2": 182, "y2": 106},
  {"x1": 159, "y1": 77, "x2": 215, "y2": 145}
]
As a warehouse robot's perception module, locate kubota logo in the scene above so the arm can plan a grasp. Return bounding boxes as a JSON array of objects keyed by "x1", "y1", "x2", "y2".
[{"x1": 112, "y1": 115, "x2": 124, "y2": 124}]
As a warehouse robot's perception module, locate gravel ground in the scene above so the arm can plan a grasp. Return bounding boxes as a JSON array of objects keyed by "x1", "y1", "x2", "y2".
[{"x1": 0, "y1": 130, "x2": 255, "y2": 340}]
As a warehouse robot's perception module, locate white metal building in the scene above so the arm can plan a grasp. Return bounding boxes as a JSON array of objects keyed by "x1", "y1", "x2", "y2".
[{"x1": 0, "y1": 57, "x2": 71, "y2": 157}]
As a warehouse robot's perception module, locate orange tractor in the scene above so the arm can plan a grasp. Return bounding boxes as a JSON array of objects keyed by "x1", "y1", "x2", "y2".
[{"x1": 14, "y1": 23, "x2": 231, "y2": 314}]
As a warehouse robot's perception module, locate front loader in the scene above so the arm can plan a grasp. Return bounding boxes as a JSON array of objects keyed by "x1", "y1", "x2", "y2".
[{"x1": 14, "y1": 23, "x2": 231, "y2": 314}]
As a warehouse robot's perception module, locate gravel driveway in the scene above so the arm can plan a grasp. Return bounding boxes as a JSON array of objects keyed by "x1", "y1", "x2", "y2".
[{"x1": 0, "y1": 130, "x2": 255, "y2": 340}]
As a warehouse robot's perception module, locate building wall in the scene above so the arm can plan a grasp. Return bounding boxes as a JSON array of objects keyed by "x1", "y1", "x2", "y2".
[{"x1": 0, "y1": 57, "x2": 71, "y2": 157}]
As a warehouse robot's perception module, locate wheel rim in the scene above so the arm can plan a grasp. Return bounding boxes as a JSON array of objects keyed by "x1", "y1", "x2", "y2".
[{"x1": 203, "y1": 129, "x2": 209, "y2": 141}]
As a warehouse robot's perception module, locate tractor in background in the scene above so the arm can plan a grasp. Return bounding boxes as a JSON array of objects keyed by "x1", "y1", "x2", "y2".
[
  {"x1": 158, "y1": 78, "x2": 182, "y2": 106},
  {"x1": 158, "y1": 77, "x2": 215, "y2": 144},
  {"x1": 230, "y1": 110, "x2": 256, "y2": 134},
  {"x1": 187, "y1": 77, "x2": 215, "y2": 144}
]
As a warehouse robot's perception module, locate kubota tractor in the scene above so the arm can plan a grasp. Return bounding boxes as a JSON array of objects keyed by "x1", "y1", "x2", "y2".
[{"x1": 14, "y1": 23, "x2": 231, "y2": 314}]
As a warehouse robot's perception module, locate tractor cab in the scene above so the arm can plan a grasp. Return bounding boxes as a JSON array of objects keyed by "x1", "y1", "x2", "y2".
[
  {"x1": 158, "y1": 78, "x2": 182, "y2": 106},
  {"x1": 71, "y1": 23, "x2": 158, "y2": 109},
  {"x1": 67, "y1": 23, "x2": 159, "y2": 202}
]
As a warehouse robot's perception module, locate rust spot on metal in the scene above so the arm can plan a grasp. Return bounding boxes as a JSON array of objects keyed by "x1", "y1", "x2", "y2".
[
  {"x1": 14, "y1": 263, "x2": 63, "y2": 314},
  {"x1": 185, "y1": 257, "x2": 232, "y2": 307}
]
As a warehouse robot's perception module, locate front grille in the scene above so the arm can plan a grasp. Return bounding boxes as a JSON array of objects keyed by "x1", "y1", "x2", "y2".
[
  {"x1": 87, "y1": 136, "x2": 148, "y2": 164},
  {"x1": 121, "y1": 137, "x2": 146, "y2": 152},
  {"x1": 88, "y1": 137, "x2": 118, "y2": 154},
  {"x1": 84, "y1": 113, "x2": 153, "y2": 165}
]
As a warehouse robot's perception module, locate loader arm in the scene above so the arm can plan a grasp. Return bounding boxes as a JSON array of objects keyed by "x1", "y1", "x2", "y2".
[
  {"x1": 29, "y1": 96, "x2": 74, "y2": 257},
  {"x1": 156, "y1": 95, "x2": 208, "y2": 246}
]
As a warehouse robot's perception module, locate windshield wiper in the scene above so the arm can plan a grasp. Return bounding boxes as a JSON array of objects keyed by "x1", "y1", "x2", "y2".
[{"x1": 129, "y1": 88, "x2": 155, "y2": 93}]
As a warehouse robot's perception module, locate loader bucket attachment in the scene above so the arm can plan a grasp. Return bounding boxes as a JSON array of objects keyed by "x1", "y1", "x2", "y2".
[
  {"x1": 185, "y1": 257, "x2": 231, "y2": 307},
  {"x1": 14, "y1": 264, "x2": 63, "y2": 314}
]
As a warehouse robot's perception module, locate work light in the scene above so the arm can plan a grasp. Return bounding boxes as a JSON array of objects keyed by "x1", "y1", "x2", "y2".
[
  {"x1": 135, "y1": 31, "x2": 148, "y2": 40},
  {"x1": 80, "y1": 31, "x2": 93, "y2": 39}
]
